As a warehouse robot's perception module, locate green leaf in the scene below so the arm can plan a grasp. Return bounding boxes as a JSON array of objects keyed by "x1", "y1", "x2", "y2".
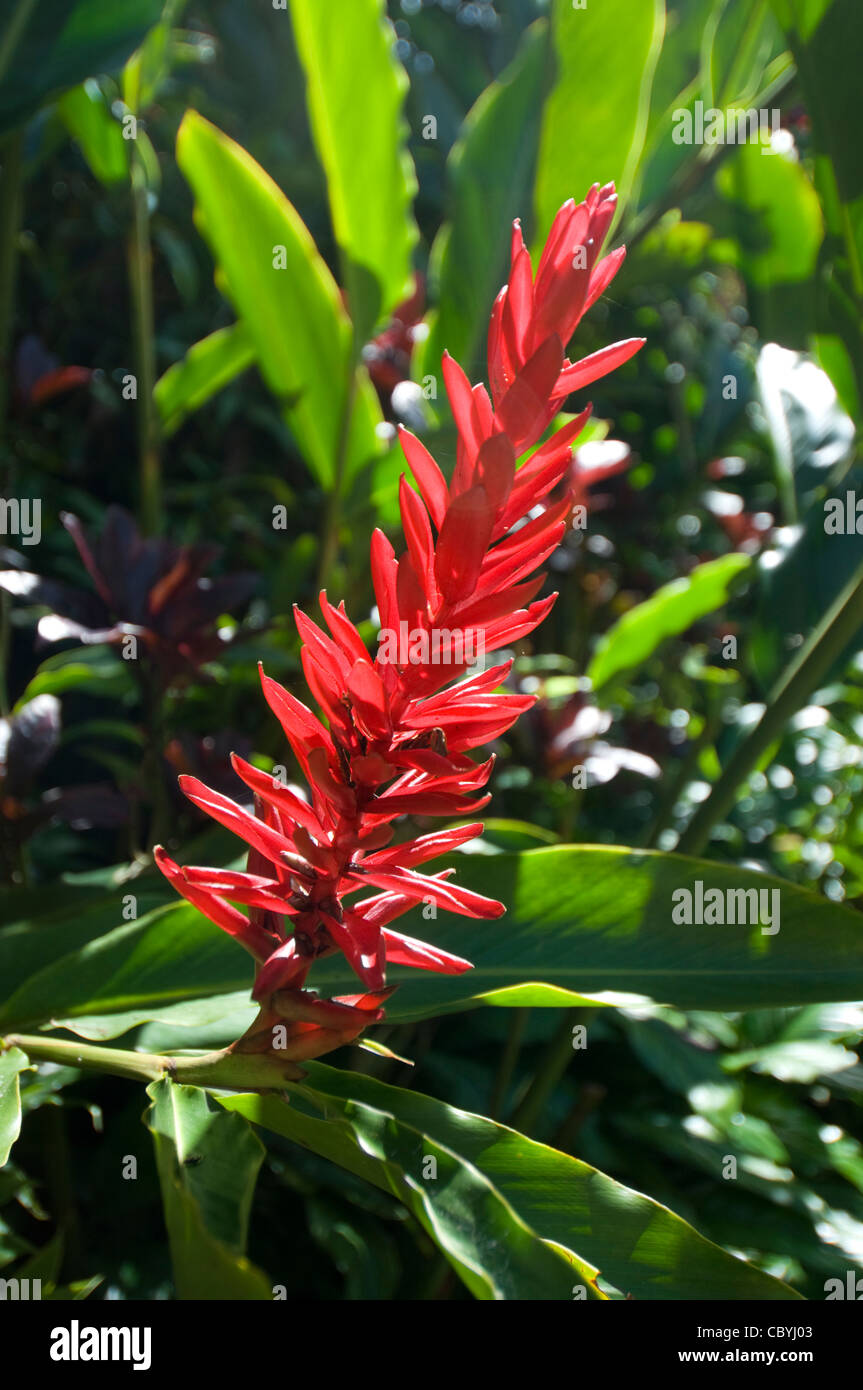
[
  {"x1": 144, "y1": 1078, "x2": 271, "y2": 1299},
  {"x1": 308, "y1": 845, "x2": 863, "y2": 1017},
  {"x1": 768, "y1": 0, "x2": 863, "y2": 396},
  {"x1": 289, "y1": 0, "x2": 417, "y2": 343},
  {"x1": 220, "y1": 1083, "x2": 603, "y2": 1300},
  {"x1": 769, "y1": 0, "x2": 863, "y2": 257},
  {"x1": 18, "y1": 644, "x2": 134, "y2": 703},
  {"x1": 752, "y1": 463, "x2": 863, "y2": 688},
  {"x1": 422, "y1": 21, "x2": 548, "y2": 381},
  {"x1": 0, "y1": 883, "x2": 170, "y2": 1004},
  {"x1": 714, "y1": 136, "x2": 823, "y2": 345},
  {"x1": 219, "y1": 1067, "x2": 800, "y2": 1300},
  {"x1": 716, "y1": 139, "x2": 823, "y2": 288},
  {"x1": 0, "y1": 903, "x2": 250, "y2": 1034},
  {"x1": 587, "y1": 554, "x2": 752, "y2": 695},
  {"x1": 10, "y1": 841, "x2": 863, "y2": 1039},
  {"x1": 755, "y1": 341, "x2": 854, "y2": 519},
  {"x1": 122, "y1": 0, "x2": 181, "y2": 114},
  {"x1": 175, "y1": 111, "x2": 383, "y2": 488},
  {"x1": 58, "y1": 79, "x2": 129, "y2": 185},
  {"x1": 154, "y1": 323, "x2": 255, "y2": 437},
  {"x1": 533, "y1": 0, "x2": 665, "y2": 245},
  {"x1": 0, "y1": 0, "x2": 164, "y2": 132},
  {"x1": 0, "y1": 1049, "x2": 31, "y2": 1167}
]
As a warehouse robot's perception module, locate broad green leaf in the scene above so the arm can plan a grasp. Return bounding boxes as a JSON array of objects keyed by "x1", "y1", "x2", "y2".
[
  {"x1": 154, "y1": 323, "x2": 255, "y2": 437},
  {"x1": 220, "y1": 1067, "x2": 800, "y2": 1300},
  {"x1": 175, "y1": 111, "x2": 383, "y2": 488},
  {"x1": 58, "y1": 80, "x2": 128, "y2": 185},
  {"x1": 307, "y1": 846, "x2": 863, "y2": 1016},
  {"x1": 422, "y1": 21, "x2": 547, "y2": 381},
  {"x1": 10, "y1": 844, "x2": 863, "y2": 1038},
  {"x1": 534, "y1": 0, "x2": 665, "y2": 246},
  {"x1": 0, "y1": 1049, "x2": 31, "y2": 1167},
  {"x1": 0, "y1": 0, "x2": 164, "y2": 133},
  {"x1": 289, "y1": 0, "x2": 417, "y2": 343},
  {"x1": 220, "y1": 1082, "x2": 604, "y2": 1300},
  {"x1": 459, "y1": 817, "x2": 559, "y2": 853},
  {"x1": 62, "y1": 991, "x2": 257, "y2": 1045},
  {"x1": 588, "y1": 553, "x2": 752, "y2": 695},
  {"x1": 0, "y1": 903, "x2": 249, "y2": 1033},
  {"x1": 144, "y1": 1078, "x2": 271, "y2": 1299},
  {"x1": 0, "y1": 888, "x2": 170, "y2": 1005}
]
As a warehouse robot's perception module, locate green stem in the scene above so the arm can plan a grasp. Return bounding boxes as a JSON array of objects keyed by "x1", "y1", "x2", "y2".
[
  {"x1": 489, "y1": 1007, "x2": 529, "y2": 1120},
  {"x1": 677, "y1": 556, "x2": 863, "y2": 856},
  {"x1": 2, "y1": 1034, "x2": 304, "y2": 1089},
  {"x1": 510, "y1": 1009, "x2": 593, "y2": 1135},
  {"x1": 128, "y1": 151, "x2": 160, "y2": 534},
  {"x1": 0, "y1": 0, "x2": 37, "y2": 89},
  {"x1": 643, "y1": 701, "x2": 723, "y2": 848},
  {"x1": 0, "y1": 129, "x2": 24, "y2": 445},
  {"x1": 316, "y1": 368, "x2": 358, "y2": 589}
]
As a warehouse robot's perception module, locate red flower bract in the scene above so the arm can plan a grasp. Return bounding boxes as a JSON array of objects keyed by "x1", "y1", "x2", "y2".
[{"x1": 156, "y1": 185, "x2": 643, "y2": 1058}]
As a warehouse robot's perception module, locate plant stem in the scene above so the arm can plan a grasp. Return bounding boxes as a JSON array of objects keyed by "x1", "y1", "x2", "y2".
[
  {"x1": 2, "y1": 1034, "x2": 305, "y2": 1089},
  {"x1": 316, "y1": 368, "x2": 358, "y2": 589},
  {"x1": 128, "y1": 151, "x2": 161, "y2": 534},
  {"x1": 0, "y1": 0, "x2": 37, "y2": 89},
  {"x1": 676, "y1": 556, "x2": 863, "y2": 856},
  {"x1": 643, "y1": 700, "x2": 723, "y2": 848},
  {"x1": 0, "y1": 129, "x2": 24, "y2": 446},
  {"x1": 510, "y1": 1009, "x2": 593, "y2": 1135},
  {"x1": 489, "y1": 1007, "x2": 529, "y2": 1120}
]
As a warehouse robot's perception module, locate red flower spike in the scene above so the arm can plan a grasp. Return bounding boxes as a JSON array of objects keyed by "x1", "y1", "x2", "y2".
[{"x1": 156, "y1": 187, "x2": 644, "y2": 1061}]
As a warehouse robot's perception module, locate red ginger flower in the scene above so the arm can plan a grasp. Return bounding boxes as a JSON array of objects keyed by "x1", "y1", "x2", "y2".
[{"x1": 155, "y1": 185, "x2": 643, "y2": 1059}]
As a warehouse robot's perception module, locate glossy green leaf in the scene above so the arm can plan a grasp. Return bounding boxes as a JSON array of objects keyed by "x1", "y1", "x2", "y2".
[
  {"x1": 534, "y1": 0, "x2": 665, "y2": 245},
  {"x1": 144, "y1": 1078, "x2": 271, "y2": 1299},
  {"x1": 220, "y1": 1066, "x2": 799, "y2": 1300},
  {"x1": 0, "y1": 903, "x2": 249, "y2": 1034},
  {"x1": 308, "y1": 845, "x2": 863, "y2": 1016},
  {"x1": 588, "y1": 554, "x2": 752, "y2": 695},
  {"x1": 422, "y1": 21, "x2": 547, "y2": 381},
  {"x1": 289, "y1": 0, "x2": 417, "y2": 343},
  {"x1": 175, "y1": 111, "x2": 383, "y2": 488},
  {"x1": 0, "y1": 1049, "x2": 31, "y2": 1167},
  {"x1": 58, "y1": 80, "x2": 128, "y2": 185},
  {"x1": 0, "y1": 887, "x2": 169, "y2": 1006},
  {"x1": 0, "y1": 0, "x2": 163, "y2": 132},
  {"x1": 9, "y1": 843, "x2": 863, "y2": 1040},
  {"x1": 154, "y1": 323, "x2": 255, "y2": 437},
  {"x1": 220, "y1": 1081, "x2": 604, "y2": 1300}
]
